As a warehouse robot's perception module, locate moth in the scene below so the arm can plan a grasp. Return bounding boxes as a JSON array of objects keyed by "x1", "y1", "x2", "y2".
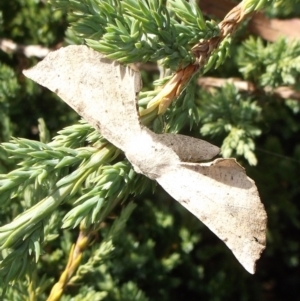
[{"x1": 24, "y1": 45, "x2": 267, "y2": 274}]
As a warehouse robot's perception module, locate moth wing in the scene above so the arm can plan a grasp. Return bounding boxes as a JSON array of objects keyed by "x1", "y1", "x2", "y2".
[
  {"x1": 157, "y1": 158, "x2": 267, "y2": 274},
  {"x1": 23, "y1": 45, "x2": 142, "y2": 148}
]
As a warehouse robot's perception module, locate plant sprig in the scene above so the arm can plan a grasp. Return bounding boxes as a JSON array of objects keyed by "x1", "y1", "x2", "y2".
[
  {"x1": 0, "y1": 122, "x2": 150, "y2": 286},
  {"x1": 51, "y1": 0, "x2": 220, "y2": 70}
]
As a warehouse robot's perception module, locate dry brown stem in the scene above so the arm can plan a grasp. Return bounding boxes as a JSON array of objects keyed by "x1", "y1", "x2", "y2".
[
  {"x1": 198, "y1": 76, "x2": 256, "y2": 92},
  {"x1": 0, "y1": 38, "x2": 51, "y2": 58},
  {"x1": 198, "y1": 76, "x2": 300, "y2": 101},
  {"x1": 192, "y1": 3, "x2": 246, "y2": 66},
  {"x1": 200, "y1": 0, "x2": 300, "y2": 42}
]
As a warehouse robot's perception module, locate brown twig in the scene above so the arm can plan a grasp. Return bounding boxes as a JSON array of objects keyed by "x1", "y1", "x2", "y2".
[
  {"x1": 191, "y1": 3, "x2": 247, "y2": 65},
  {"x1": 198, "y1": 76, "x2": 300, "y2": 101},
  {"x1": 0, "y1": 38, "x2": 51, "y2": 58},
  {"x1": 198, "y1": 76, "x2": 256, "y2": 92},
  {"x1": 200, "y1": 0, "x2": 300, "y2": 42}
]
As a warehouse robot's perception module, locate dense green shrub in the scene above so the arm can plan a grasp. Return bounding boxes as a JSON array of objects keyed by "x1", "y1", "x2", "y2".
[{"x1": 0, "y1": 0, "x2": 300, "y2": 300}]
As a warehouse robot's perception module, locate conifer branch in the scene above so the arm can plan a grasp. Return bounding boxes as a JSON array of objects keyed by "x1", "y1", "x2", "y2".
[
  {"x1": 47, "y1": 203, "x2": 135, "y2": 300},
  {"x1": 46, "y1": 225, "x2": 93, "y2": 301},
  {"x1": 145, "y1": 1, "x2": 252, "y2": 114}
]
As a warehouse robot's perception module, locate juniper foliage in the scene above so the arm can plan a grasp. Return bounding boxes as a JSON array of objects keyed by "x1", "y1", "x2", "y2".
[{"x1": 0, "y1": 0, "x2": 300, "y2": 300}]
